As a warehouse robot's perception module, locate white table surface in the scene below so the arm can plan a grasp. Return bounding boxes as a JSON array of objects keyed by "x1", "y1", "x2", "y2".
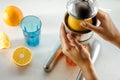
[{"x1": 0, "y1": 0, "x2": 120, "y2": 80}]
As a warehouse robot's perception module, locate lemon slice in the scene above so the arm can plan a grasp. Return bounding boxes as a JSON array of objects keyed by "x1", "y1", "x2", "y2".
[
  {"x1": 0, "y1": 32, "x2": 10, "y2": 49},
  {"x1": 12, "y1": 47, "x2": 32, "y2": 66}
]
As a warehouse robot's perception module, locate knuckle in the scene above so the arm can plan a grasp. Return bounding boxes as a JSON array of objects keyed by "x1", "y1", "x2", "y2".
[
  {"x1": 66, "y1": 47, "x2": 71, "y2": 52},
  {"x1": 71, "y1": 39, "x2": 75, "y2": 43},
  {"x1": 63, "y1": 47, "x2": 71, "y2": 53},
  {"x1": 95, "y1": 28, "x2": 102, "y2": 33},
  {"x1": 102, "y1": 13, "x2": 109, "y2": 20}
]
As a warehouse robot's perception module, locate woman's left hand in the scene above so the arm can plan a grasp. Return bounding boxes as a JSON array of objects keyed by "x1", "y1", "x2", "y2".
[{"x1": 60, "y1": 23, "x2": 91, "y2": 67}]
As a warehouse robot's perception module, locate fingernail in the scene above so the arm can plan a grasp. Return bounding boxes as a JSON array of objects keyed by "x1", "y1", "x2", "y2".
[{"x1": 80, "y1": 22, "x2": 86, "y2": 27}]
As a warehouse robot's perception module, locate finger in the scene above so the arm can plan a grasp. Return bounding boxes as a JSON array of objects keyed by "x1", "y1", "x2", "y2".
[
  {"x1": 67, "y1": 33, "x2": 74, "y2": 45},
  {"x1": 67, "y1": 33, "x2": 82, "y2": 49},
  {"x1": 80, "y1": 22, "x2": 101, "y2": 33},
  {"x1": 81, "y1": 45, "x2": 91, "y2": 58},
  {"x1": 60, "y1": 23, "x2": 70, "y2": 48},
  {"x1": 67, "y1": 33, "x2": 83, "y2": 44},
  {"x1": 75, "y1": 34, "x2": 83, "y2": 40},
  {"x1": 68, "y1": 36, "x2": 91, "y2": 59},
  {"x1": 96, "y1": 9, "x2": 108, "y2": 21}
]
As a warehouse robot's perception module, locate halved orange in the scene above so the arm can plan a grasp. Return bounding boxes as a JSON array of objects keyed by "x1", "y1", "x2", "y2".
[
  {"x1": 0, "y1": 32, "x2": 10, "y2": 49},
  {"x1": 2, "y1": 5, "x2": 23, "y2": 26},
  {"x1": 12, "y1": 47, "x2": 32, "y2": 66},
  {"x1": 68, "y1": 15, "x2": 92, "y2": 31}
]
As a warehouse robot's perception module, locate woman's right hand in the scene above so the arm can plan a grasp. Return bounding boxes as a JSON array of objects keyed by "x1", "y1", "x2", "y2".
[{"x1": 81, "y1": 9, "x2": 120, "y2": 48}]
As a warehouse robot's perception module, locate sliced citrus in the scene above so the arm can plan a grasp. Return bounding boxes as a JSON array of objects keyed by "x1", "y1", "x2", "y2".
[
  {"x1": 0, "y1": 32, "x2": 10, "y2": 49},
  {"x1": 2, "y1": 5, "x2": 23, "y2": 26},
  {"x1": 68, "y1": 15, "x2": 92, "y2": 31},
  {"x1": 12, "y1": 47, "x2": 32, "y2": 66}
]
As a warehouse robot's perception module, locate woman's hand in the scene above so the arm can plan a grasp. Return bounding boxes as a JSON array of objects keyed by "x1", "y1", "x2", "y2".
[
  {"x1": 60, "y1": 23, "x2": 98, "y2": 80},
  {"x1": 60, "y1": 23, "x2": 91, "y2": 66},
  {"x1": 81, "y1": 9, "x2": 120, "y2": 48}
]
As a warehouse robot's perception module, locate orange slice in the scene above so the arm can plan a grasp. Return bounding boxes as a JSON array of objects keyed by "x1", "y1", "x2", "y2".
[
  {"x1": 0, "y1": 32, "x2": 10, "y2": 49},
  {"x1": 12, "y1": 47, "x2": 32, "y2": 66}
]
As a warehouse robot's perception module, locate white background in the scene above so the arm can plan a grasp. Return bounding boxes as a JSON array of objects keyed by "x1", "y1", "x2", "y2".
[{"x1": 0, "y1": 0, "x2": 120, "y2": 80}]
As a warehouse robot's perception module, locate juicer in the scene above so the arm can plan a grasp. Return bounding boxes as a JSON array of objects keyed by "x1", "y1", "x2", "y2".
[
  {"x1": 67, "y1": 0, "x2": 98, "y2": 20},
  {"x1": 66, "y1": 0, "x2": 101, "y2": 80},
  {"x1": 65, "y1": 0, "x2": 98, "y2": 42}
]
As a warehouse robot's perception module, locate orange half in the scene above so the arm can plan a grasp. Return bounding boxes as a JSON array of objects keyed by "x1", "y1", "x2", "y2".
[
  {"x1": 12, "y1": 47, "x2": 32, "y2": 66},
  {"x1": 68, "y1": 15, "x2": 92, "y2": 31}
]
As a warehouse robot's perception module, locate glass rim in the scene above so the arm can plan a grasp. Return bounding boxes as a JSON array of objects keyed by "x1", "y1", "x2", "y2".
[{"x1": 20, "y1": 15, "x2": 42, "y2": 32}]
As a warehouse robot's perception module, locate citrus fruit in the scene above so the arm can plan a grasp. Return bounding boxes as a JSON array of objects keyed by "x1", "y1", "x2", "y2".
[
  {"x1": 2, "y1": 5, "x2": 23, "y2": 26},
  {"x1": 0, "y1": 32, "x2": 10, "y2": 49},
  {"x1": 68, "y1": 15, "x2": 92, "y2": 31},
  {"x1": 12, "y1": 47, "x2": 32, "y2": 66}
]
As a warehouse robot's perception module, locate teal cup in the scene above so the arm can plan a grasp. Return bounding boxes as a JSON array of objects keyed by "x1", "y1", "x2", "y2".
[{"x1": 20, "y1": 15, "x2": 42, "y2": 46}]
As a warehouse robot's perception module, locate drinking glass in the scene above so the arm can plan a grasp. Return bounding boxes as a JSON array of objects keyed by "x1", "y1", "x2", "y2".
[{"x1": 20, "y1": 15, "x2": 42, "y2": 46}]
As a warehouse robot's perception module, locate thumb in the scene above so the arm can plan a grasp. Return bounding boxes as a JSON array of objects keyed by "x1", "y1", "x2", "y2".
[{"x1": 81, "y1": 22, "x2": 99, "y2": 32}]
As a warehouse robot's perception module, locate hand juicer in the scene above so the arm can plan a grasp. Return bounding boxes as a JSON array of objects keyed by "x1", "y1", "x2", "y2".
[{"x1": 66, "y1": 0, "x2": 100, "y2": 80}]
